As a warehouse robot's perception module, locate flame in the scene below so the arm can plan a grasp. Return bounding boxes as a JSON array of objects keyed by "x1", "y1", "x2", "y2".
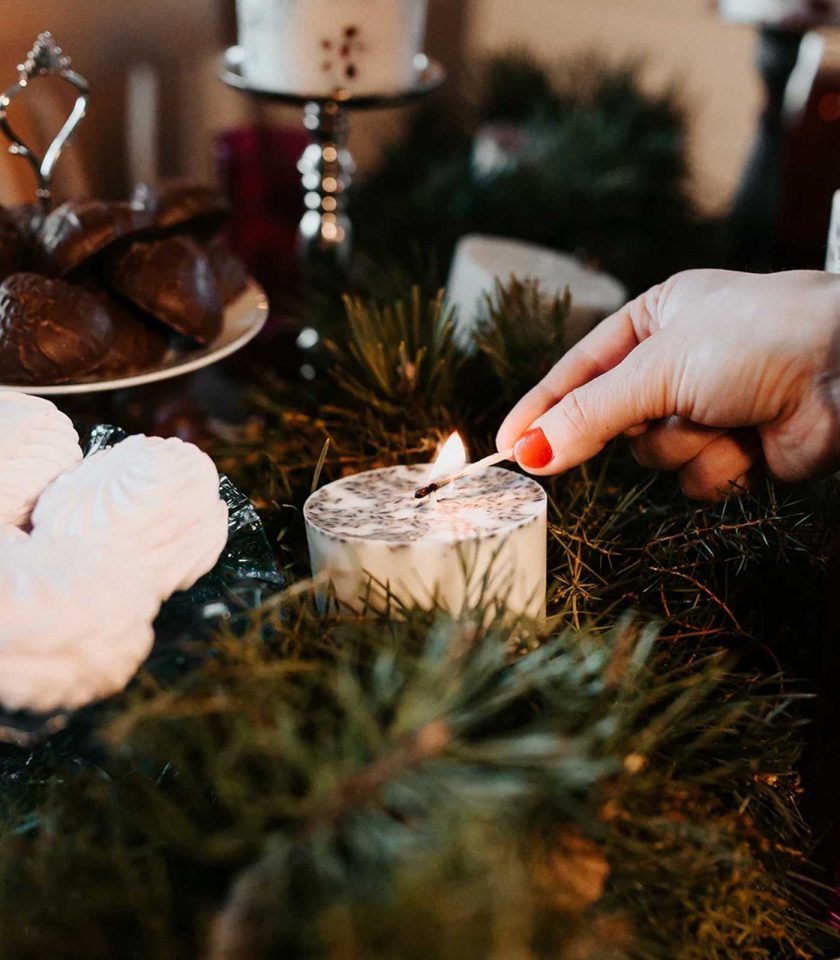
[{"x1": 427, "y1": 432, "x2": 468, "y2": 484}]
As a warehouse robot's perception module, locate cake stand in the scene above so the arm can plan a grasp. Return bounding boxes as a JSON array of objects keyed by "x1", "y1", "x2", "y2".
[{"x1": 220, "y1": 46, "x2": 446, "y2": 265}]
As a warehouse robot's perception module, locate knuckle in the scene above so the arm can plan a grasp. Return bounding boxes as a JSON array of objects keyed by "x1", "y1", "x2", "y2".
[
  {"x1": 678, "y1": 471, "x2": 703, "y2": 500},
  {"x1": 641, "y1": 286, "x2": 662, "y2": 332},
  {"x1": 630, "y1": 436, "x2": 655, "y2": 468},
  {"x1": 678, "y1": 463, "x2": 724, "y2": 502},
  {"x1": 630, "y1": 282, "x2": 667, "y2": 339},
  {"x1": 556, "y1": 391, "x2": 590, "y2": 440},
  {"x1": 638, "y1": 274, "x2": 680, "y2": 333},
  {"x1": 677, "y1": 460, "x2": 705, "y2": 499}
]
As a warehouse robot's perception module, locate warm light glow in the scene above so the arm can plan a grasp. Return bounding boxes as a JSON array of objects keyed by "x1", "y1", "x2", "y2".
[
  {"x1": 820, "y1": 93, "x2": 840, "y2": 123},
  {"x1": 428, "y1": 432, "x2": 468, "y2": 483}
]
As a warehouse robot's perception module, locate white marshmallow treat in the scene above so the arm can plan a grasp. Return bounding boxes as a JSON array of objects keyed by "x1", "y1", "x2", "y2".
[
  {"x1": 0, "y1": 391, "x2": 82, "y2": 527},
  {"x1": 33, "y1": 434, "x2": 229, "y2": 599}
]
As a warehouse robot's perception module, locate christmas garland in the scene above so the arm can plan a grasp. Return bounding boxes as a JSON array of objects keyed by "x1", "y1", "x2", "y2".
[{"x1": 0, "y1": 279, "x2": 837, "y2": 959}]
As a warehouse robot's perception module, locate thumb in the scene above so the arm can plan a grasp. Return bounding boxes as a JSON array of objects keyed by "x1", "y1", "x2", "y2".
[{"x1": 514, "y1": 336, "x2": 671, "y2": 474}]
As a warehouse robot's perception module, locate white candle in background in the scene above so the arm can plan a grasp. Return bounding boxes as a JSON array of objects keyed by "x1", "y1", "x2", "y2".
[
  {"x1": 235, "y1": 0, "x2": 428, "y2": 96},
  {"x1": 826, "y1": 191, "x2": 840, "y2": 274},
  {"x1": 719, "y1": 0, "x2": 840, "y2": 25},
  {"x1": 304, "y1": 434, "x2": 547, "y2": 619},
  {"x1": 126, "y1": 62, "x2": 160, "y2": 187},
  {"x1": 446, "y1": 235, "x2": 627, "y2": 352}
]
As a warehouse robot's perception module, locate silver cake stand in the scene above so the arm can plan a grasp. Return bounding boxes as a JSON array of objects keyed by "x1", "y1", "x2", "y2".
[{"x1": 220, "y1": 45, "x2": 445, "y2": 265}]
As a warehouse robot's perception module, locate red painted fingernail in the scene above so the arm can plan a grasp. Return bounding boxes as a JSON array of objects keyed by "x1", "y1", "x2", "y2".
[{"x1": 514, "y1": 427, "x2": 553, "y2": 469}]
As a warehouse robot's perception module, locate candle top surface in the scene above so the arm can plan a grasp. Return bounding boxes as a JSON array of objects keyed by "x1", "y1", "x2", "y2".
[{"x1": 304, "y1": 465, "x2": 545, "y2": 543}]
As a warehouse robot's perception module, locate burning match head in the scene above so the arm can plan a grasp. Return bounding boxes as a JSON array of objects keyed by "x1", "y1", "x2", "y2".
[{"x1": 414, "y1": 444, "x2": 513, "y2": 500}]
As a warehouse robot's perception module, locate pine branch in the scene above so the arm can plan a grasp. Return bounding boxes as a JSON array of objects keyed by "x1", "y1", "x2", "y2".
[
  {"x1": 0, "y1": 269, "x2": 837, "y2": 959},
  {"x1": 0, "y1": 612, "x2": 823, "y2": 959},
  {"x1": 473, "y1": 277, "x2": 571, "y2": 408},
  {"x1": 326, "y1": 287, "x2": 463, "y2": 422}
]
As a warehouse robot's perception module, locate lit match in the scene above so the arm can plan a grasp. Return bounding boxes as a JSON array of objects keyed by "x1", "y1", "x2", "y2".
[{"x1": 414, "y1": 448, "x2": 514, "y2": 499}]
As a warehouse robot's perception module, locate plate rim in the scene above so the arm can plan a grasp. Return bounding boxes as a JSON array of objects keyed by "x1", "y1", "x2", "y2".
[{"x1": 0, "y1": 278, "x2": 269, "y2": 396}]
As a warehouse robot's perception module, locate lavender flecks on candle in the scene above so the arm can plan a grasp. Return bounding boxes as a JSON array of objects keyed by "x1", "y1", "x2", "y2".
[{"x1": 305, "y1": 465, "x2": 544, "y2": 544}]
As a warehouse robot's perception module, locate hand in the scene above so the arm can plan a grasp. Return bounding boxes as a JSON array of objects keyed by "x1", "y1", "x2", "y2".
[{"x1": 497, "y1": 269, "x2": 840, "y2": 500}]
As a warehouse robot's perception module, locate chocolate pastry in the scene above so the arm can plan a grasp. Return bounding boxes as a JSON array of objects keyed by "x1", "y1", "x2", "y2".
[
  {"x1": 105, "y1": 236, "x2": 223, "y2": 344},
  {"x1": 38, "y1": 198, "x2": 152, "y2": 277},
  {"x1": 0, "y1": 273, "x2": 114, "y2": 385},
  {"x1": 206, "y1": 234, "x2": 248, "y2": 304},
  {"x1": 7, "y1": 203, "x2": 44, "y2": 269},
  {"x1": 9, "y1": 203, "x2": 44, "y2": 242},
  {"x1": 91, "y1": 291, "x2": 170, "y2": 377},
  {"x1": 0, "y1": 208, "x2": 24, "y2": 281},
  {"x1": 132, "y1": 180, "x2": 230, "y2": 235}
]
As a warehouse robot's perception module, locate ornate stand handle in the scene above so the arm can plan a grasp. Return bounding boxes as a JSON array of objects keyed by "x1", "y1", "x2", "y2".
[{"x1": 0, "y1": 32, "x2": 89, "y2": 214}]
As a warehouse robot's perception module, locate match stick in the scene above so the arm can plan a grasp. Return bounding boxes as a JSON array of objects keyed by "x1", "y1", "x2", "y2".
[{"x1": 414, "y1": 448, "x2": 514, "y2": 499}]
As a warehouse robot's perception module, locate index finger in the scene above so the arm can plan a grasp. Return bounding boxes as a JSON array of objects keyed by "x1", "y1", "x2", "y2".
[{"x1": 496, "y1": 285, "x2": 662, "y2": 450}]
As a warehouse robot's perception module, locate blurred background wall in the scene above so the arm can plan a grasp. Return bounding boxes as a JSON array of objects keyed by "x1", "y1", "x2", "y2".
[
  {"x1": 0, "y1": 0, "x2": 224, "y2": 201},
  {"x1": 0, "y1": 0, "x2": 763, "y2": 213}
]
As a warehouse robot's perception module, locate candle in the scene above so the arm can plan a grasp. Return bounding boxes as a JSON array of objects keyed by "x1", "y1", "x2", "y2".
[
  {"x1": 235, "y1": 0, "x2": 428, "y2": 96},
  {"x1": 719, "y1": 0, "x2": 840, "y2": 26},
  {"x1": 827, "y1": 190, "x2": 840, "y2": 274},
  {"x1": 125, "y1": 62, "x2": 160, "y2": 186},
  {"x1": 304, "y1": 434, "x2": 547, "y2": 618},
  {"x1": 446, "y1": 235, "x2": 626, "y2": 352}
]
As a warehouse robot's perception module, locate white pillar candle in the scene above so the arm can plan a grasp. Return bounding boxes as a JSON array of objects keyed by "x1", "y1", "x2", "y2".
[
  {"x1": 125, "y1": 62, "x2": 160, "y2": 187},
  {"x1": 235, "y1": 0, "x2": 428, "y2": 96},
  {"x1": 304, "y1": 463, "x2": 547, "y2": 619},
  {"x1": 446, "y1": 235, "x2": 627, "y2": 352},
  {"x1": 827, "y1": 190, "x2": 840, "y2": 274},
  {"x1": 719, "y1": 0, "x2": 840, "y2": 25}
]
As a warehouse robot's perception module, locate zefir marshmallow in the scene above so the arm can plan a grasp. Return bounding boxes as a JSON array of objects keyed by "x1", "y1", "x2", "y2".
[
  {"x1": 0, "y1": 524, "x2": 27, "y2": 547},
  {"x1": 0, "y1": 391, "x2": 82, "y2": 527},
  {"x1": 32, "y1": 434, "x2": 229, "y2": 600},
  {"x1": 304, "y1": 464, "x2": 547, "y2": 618},
  {"x1": 0, "y1": 535, "x2": 160, "y2": 713}
]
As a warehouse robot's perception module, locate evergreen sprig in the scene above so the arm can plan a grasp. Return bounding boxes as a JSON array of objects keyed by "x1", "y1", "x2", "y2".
[
  {"x1": 474, "y1": 277, "x2": 571, "y2": 406},
  {"x1": 0, "y1": 278, "x2": 837, "y2": 958},
  {"x1": 0, "y1": 610, "x2": 823, "y2": 959},
  {"x1": 327, "y1": 287, "x2": 462, "y2": 421}
]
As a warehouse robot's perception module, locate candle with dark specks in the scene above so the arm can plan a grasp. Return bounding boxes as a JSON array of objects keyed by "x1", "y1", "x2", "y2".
[{"x1": 304, "y1": 463, "x2": 547, "y2": 618}]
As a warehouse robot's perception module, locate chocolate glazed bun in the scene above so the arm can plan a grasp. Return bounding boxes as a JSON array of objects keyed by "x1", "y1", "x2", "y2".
[
  {"x1": 7, "y1": 203, "x2": 44, "y2": 268},
  {"x1": 206, "y1": 234, "x2": 248, "y2": 304},
  {"x1": 90, "y1": 290, "x2": 170, "y2": 378},
  {"x1": 0, "y1": 208, "x2": 25, "y2": 281},
  {"x1": 132, "y1": 181, "x2": 230, "y2": 235},
  {"x1": 39, "y1": 198, "x2": 153, "y2": 277},
  {"x1": 0, "y1": 273, "x2": 114, "y2": 385},
  {"x1": 105, "y1": 235, "x2": 223, "y2": 344}
]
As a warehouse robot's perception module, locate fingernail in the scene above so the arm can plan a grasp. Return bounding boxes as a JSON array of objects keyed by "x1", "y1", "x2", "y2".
[{"x1": 514, "y1": 427, "x2": 553, "y2": 469}]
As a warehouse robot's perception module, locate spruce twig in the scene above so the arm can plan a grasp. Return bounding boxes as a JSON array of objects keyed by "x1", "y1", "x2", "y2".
[{"x1": 0, "y1": 274, "x2": 837, "y2": 959}]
